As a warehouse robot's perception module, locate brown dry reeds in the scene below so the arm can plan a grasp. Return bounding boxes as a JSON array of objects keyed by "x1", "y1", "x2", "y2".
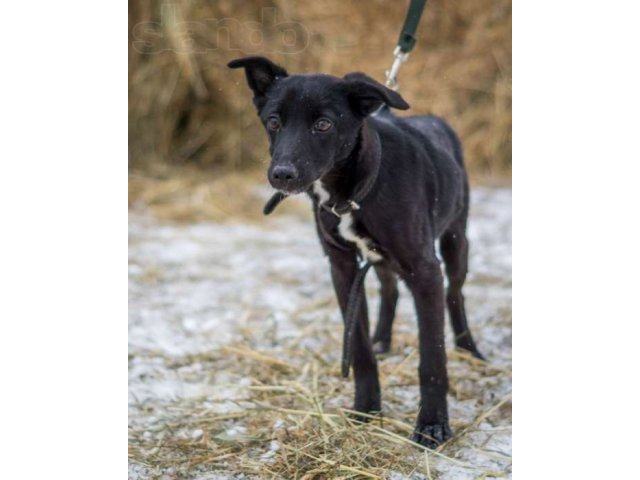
[{"x1": 129, "y1": 0, "x2": 511, "y2": 179}]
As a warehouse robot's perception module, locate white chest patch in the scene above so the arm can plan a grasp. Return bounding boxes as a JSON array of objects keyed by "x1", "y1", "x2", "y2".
[
  {"x1": 338, "y1": 213, "x2": 383, "y2": 263},
  {"x1": 314, "y1": 181, "x2": 382, "y2": 262},
  {"x1": 313, "y1": 181, "x2": 330, "y2": 205}
]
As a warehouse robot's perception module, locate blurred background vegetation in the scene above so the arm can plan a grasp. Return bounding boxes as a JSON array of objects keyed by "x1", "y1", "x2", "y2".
[{"x1": 129, "y1": 0, "x2": 511, "y2": 221}]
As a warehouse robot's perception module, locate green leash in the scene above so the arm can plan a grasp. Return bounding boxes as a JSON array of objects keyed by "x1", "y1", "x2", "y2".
[
  {"x1": 398, "y1": 0, "x2": 428, "y2": 54},
  {"x1": 385, "y1": 0, "x2": 428, "y2": 89}
]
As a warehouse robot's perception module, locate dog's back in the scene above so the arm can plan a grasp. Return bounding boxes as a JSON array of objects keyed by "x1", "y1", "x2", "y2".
[
  {"x1": 403, "y1": 114, "x2": 465, "y2": 168},
  {"x1": 370, "y1": 108, "x2": 468, "y2": 237}
]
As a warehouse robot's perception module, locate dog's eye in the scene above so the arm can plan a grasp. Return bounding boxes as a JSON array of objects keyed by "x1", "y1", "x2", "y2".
[
  {"x1": 267, "y1": 117, "x2": 281, "y2": 131},
  {"x1": 314, "y1": 119, "x2": 333, "y2": 132}
]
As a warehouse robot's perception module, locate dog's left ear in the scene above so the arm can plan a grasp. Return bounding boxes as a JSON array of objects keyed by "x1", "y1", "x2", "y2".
[
  {"x1": 228, "y1": 56, "x2": 288, "y2": 109},
  {"x1": 342, "y1": 72, "x2": 410, "y2": 116}
]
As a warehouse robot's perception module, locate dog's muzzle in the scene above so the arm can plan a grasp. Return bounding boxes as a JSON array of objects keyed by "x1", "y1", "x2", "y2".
[{"x1": 268, "y1": 164, "x2": 301, "y2": 192}]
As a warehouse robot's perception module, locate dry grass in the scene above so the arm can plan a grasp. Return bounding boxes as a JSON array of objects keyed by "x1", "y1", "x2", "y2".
[
  {"x1": 129, "y1": 0, "x2": 511, "y2": 178},
  {"x1": 128, "y1": 166, "x2": 511, "y2": 223},
  {"x1": 129, "y1": 323, "x2": 512, "y2": 479}
]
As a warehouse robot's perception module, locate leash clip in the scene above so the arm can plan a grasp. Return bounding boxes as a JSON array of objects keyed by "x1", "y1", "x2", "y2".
[{"x1": 385, "y1": 46, "x2": 410, "y2": 91}]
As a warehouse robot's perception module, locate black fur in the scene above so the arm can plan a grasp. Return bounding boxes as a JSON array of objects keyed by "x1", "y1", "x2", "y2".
[{"x1": 229, "y1": 56, "x2": 483, "y2": 448}]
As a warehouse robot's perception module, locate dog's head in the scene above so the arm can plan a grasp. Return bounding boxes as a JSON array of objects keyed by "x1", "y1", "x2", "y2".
[{"x1": 228, "y1": 56, "x2": 410, "y2": 194}]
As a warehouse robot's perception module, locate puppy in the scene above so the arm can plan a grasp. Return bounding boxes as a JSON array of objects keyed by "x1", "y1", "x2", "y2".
[{"x1": 229, "y1": 56, "x2": 483, "y2": 448}]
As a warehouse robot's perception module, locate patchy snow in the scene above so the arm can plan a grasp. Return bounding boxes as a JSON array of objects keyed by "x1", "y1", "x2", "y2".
[{"x1": 129, "y1": 187, "x2": 512, "y2": 479}]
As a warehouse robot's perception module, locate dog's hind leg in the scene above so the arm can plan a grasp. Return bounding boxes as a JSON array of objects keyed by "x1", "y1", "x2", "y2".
[
  {"x1": 440, "y1": 220, "x2": 485, "y2": 360},
  {"x1": 371, "y1": 263, "x2": 399, "y2": 355}
]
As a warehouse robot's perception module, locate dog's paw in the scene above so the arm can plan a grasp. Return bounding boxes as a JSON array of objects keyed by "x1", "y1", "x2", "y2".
[
  {"x1": 411, "y1": 422, "x2": 452, "y2": 449},
  {"x1": 372, "y1": 340, "x2": 391, "y2": 355},
  {"x1": 348, "y1": 408, "x2": 382, "y2": 424},
  {"x1": 471, "y1": 349, "x2": 487, "y2": 361},
  {"x1": 469, "y1": 348, "x2": 487, "y2": 361},
  {"x1": 349, "y1": 398, "x2": 382, "y2": 424},
  {"x1": 456, "y1": 343, "x2": 486, "y2": 361}
]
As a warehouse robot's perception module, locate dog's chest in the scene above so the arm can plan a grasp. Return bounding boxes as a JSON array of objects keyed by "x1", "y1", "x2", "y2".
[{"x1": 313, "y1": 182, "x2": 382, "y2": 263}]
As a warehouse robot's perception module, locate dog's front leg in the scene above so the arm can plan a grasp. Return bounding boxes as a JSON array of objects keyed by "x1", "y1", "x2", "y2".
[
  {"x1": 403, "y1": 258, "x2": 451, "y2": 448},
  {"x1": 328, "y1": 251, "x2": 381, "y2": 417}
]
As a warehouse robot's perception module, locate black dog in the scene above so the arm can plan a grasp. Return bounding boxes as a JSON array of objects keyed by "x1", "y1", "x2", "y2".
[{"x1": 229, "y1": 56, "x2": 483, "y2": 448}]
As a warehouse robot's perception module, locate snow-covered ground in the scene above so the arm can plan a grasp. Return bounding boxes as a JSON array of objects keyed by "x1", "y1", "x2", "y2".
[{"x1": 129, "y1": 187, "x2": 512, "y2": 479}]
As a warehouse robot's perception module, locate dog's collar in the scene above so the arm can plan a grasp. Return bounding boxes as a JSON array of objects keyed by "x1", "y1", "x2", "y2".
[
  {"x1": 327, "y1": 200, "x2": 361, "y2": 217},
  {"x1": 320, "y1": 121, "x2": 382, "y2": 217}
]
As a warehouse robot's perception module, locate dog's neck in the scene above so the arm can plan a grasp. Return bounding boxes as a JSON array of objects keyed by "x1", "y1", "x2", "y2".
[{"x1": 316, "y1": 119, "x2": 381, "y2": 209}]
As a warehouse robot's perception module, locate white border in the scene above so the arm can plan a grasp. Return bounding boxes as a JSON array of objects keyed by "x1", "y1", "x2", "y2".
[
  {"x1": 0, "y1": 3, "x2": 125, "y2": 479},
  {"x1": 515, "y1": 1, "x2": 640, "y2": 476}
]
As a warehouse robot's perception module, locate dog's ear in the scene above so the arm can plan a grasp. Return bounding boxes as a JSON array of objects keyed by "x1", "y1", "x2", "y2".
[
  {"x1": 228, "y1": 56, "x2": 288, "y2": 109},
  {"x1": 342, "y1": 72, "x2": 410, "y2": 116}
]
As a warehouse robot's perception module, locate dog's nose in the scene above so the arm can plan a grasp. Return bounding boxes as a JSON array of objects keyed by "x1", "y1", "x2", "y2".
[{"x1": 269, "y1": 164, "x2": 299, "y2": 190}]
